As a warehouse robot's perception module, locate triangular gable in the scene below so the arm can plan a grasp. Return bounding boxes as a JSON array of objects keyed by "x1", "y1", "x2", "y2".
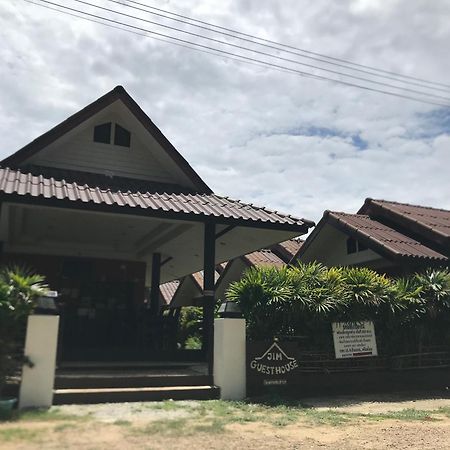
[{"x1": 1, "y1": 86, "x2": 211, "y2": 193}]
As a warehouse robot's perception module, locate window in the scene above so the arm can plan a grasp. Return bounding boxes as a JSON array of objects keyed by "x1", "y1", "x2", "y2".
[
  {"x1": 93, "y1": 122, "x2": 112, "y2": 144},
  {"x1": 346, "y1": 237, "x2": 357, "y2": 254},
  {"x1": 93, "y1": 122, "x2": 131, "y2": 148},
  {"x1": 346, "y1": 237, "x2": 368, "y2": 254},
  {"x1": 358, "y1": 241, "x2": 367, "y2": 252},
  {"x1": 114, "y1": 124, "x2": 131, "y2": 147}
]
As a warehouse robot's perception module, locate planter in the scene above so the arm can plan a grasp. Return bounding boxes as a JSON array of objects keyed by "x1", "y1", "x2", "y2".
[{"x1": 0, "y1": 398, "x2": 16, "y2": 420}]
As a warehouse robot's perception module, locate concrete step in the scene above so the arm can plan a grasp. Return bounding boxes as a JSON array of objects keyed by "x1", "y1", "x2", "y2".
[
  {"x1": 53, "y1": 385, "x2": 220, "y2": 404},
  {"x1": 55, "y1": 374, "x2": 213, "y2": 389}
]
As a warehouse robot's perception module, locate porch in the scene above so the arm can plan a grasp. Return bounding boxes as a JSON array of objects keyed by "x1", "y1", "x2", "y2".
[{"x1": 0, "y1": 171, "x2": 311, "y2": 377}]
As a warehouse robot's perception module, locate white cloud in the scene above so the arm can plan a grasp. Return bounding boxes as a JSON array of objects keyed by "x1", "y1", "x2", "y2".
[{"x1": 1, "y1": 0, "x2": 449, "y2": 227}]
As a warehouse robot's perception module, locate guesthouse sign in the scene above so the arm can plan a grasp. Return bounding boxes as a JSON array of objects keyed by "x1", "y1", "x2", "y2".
[
  {"x1": 248, "y1": 340, "x2": 299, "y2": 386},
  {"x1": 332, "y1": 321, "x2": 378, "y2": 359}
]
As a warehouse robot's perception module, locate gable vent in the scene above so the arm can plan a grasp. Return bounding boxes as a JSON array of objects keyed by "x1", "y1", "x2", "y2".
[
  {"x1": 114, "y1": 124, "x2": 131, "y2": 147},
  {"x1": 93, "y1": 122, "x2": 111, "y2": 144},
  {"x1": 93, "y1": 122, "x2": 131, "y2": 148}
]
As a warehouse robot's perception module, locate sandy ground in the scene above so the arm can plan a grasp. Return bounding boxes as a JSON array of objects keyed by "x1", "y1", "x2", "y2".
[
  {"x1": 1, "y1": 394, "x2": 450, "y2": 449},
  {"x1": 302, "y1": 391, "x2": 450, "y2": 414}
]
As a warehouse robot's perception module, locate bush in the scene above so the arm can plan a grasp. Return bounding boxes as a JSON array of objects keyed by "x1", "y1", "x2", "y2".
[
  {"x1": 226, "y1": 262, "x2": 450, "y2": 353},
  {"x1": 177, "y1": 306, "x2": 203, "y2": 350},
  {"x1": 0, "y1": 266, "x2": 47, "y2": 396}
]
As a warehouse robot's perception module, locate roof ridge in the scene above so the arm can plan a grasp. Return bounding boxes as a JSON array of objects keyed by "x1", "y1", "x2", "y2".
[
  {"x1": 329, "y1": 210, "x2": 370, "y2": 218},
  {"x1": 369, "y1": 198, "x2": 450, "y2": 214}
]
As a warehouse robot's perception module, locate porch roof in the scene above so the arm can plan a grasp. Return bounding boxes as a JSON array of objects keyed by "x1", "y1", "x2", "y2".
[{"x1": 0, "y1": 167, "x2": 313, "y2": 231}]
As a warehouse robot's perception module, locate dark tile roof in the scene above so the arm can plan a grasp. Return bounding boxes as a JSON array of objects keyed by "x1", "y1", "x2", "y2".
[
  {"x1": 21, "y1": 165, "x2": 196, "y2": 194},
  {"x1": 0, "y1": 167, "x2": 313, "y2": 229},
  {"x1": 360, "y1": 199, "x2": 450, "y2": 249},
  {"x1": 271, "y1": 239, "x2": 303, "y2": 262},
  {"x1": 243, "y1": 249, "x2": 286, "y2": 267},
  {"x1": 328, "y1": 211, "x2": 447, "y2": 262}
]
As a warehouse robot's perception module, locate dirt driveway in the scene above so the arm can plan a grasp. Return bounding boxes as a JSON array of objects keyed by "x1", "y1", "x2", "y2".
[{"x1": 1, "y1": 393, "x2": 450, "y2": 449}]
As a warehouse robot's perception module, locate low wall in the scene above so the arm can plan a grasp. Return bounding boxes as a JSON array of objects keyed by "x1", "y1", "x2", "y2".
[{"x1": 247, "y1": 340, "x2": 450, "y2": 397}]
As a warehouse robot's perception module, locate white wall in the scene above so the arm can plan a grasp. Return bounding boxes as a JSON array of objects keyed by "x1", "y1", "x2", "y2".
[
  {"x1": 214, "y1": 318, "x2": 246, "y2": 400},
  {"x1": 19, "y1": 315, "x2": 60, "y2": 409},
  {"x1": 29, "y1": 115, "x2": 174, "y2": 183},
  {"x1": 215, "y1": 259, "x2": 247, "y2": 302},
  {"x1": 24, "y1": 101, "x2": 197, "y2": 190},
  {"x1": 300, "y1": 224, "x2": 385, "y2": 267}
]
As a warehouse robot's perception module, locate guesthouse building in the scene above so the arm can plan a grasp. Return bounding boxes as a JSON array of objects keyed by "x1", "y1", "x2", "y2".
[{"x1": 0, "y1": 86, "x2": 314, "y2": 378}]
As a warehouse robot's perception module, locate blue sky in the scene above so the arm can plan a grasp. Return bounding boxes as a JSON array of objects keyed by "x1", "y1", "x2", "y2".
[{"x1": 1, "y1": 0, "x2": 449, "y2": 225}]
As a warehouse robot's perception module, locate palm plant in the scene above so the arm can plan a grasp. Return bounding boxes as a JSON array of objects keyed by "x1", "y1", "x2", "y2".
[
  {"x1": 340, "y1": 267, "x2": 391, "y2": 321},
  {"x1": 414, "y1": 269, "x2": 450, "y2": 319},
  {"x1": 413, "y1": 269, "x2": 450, "y2": 351},
  {"x1": 0, "y1": 266, "x2": 47, "y2": 397},
  {"x1": 290, "y1": 262, "x2": 347, "y2": 317},
  {"x1": 226, "y1": 266, "x2": 294, "y2": 339},
  {"x1": 225, "y1": 261, "x2": 450, "y2": 354},
  {"x1": 390, "y1": 277, "x2": 423, "y2": 321}
]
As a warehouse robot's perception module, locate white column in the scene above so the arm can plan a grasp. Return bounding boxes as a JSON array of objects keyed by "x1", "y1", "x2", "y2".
[
  {"x1": 19, "y1": 315, "x2": 60, "y2": 409},
  {"x1": 213, "y1": 318, "x2": 246, "y2": 400}
]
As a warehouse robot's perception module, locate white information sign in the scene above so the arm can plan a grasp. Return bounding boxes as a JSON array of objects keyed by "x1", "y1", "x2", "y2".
[{"x1": 332, "y1": 321, "x2": 378, "y2": 359}]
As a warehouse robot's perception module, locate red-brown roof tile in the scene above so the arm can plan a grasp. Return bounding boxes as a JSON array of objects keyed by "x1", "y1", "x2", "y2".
[
  {"x1": 243, "y1": 249, "x2": 286, "y2": 267},
  {"x1": 0, "y1": 168, "x2": 313, "y2": 229},
  {"x1": 272, "y1": 239, "x2": 304, "y2": 262},
  {"x1": 360, "y1": 199, "x2": 450, "y2": 247},
  {"x1": 328, "y1": 211, "x2": 447, "y2": 261},
  {"x1": 191, "y1": 270, "x2": 221, "y2": 289},
  {"x1": 159, "y1": 280, "x2": 180, "y2": 305}
]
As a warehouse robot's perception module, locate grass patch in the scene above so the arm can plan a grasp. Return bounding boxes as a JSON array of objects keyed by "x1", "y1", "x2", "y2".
[
  {"x1": 367, "y1": 408, "x2": 437, "y2": 422},
  {"x1": 437, "y1": 406, "x2": 450, "y2": 418},
  {"x1": 114, "y1": 419, "x2": 132, "y2": 426},
  {"x1": 0, "y1": 427, "x2": 44, "y2": 442},
  {"x1": 193, "y1": 419, "x2": 227, "y2": 434},
  {"x1": 136, "y1": 418, "x2": 190, "y2": 437},
  {"x1": 54, "y1": 422, "x2": 78, "y2": 432},
  {"x1": 300, "y1": 409, "x2": 355, "y2": 426},
  {"x1": 15, "y1": 407, "x2": 87, "y2": 422},
  {"x1": 145, "y1": 401, "x2": 190, "y2": 412}
]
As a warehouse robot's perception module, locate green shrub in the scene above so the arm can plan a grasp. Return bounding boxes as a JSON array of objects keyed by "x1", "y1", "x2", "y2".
[
  {"x1": 0, "y1": 266, "x2": 47, "y2": 396},
  {"x1": 178, "y1": 306, "x2": 203, "y2": 349},
  {"x1": 226, "y1": 262, "x2": 450, "y2": 352}
]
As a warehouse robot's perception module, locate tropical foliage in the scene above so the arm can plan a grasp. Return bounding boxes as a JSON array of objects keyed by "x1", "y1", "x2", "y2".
[
  {"x1": 177, "y1": 306, "x2": 203, "y2": 350},
  {"x1": 0, "y1": 266, "x2": 48, "y2": 395},
  {"x1": 226, "y1": 262, "x2": 450, "y2": 353}
]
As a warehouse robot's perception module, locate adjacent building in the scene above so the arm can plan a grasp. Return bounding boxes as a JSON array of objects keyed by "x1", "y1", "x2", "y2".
[
  {"x1": 160, "y1": 239, "x2": 303, "y2": 310},
  {"x1": 296, "y1": 198, "x2": 449, "y2": 275}
]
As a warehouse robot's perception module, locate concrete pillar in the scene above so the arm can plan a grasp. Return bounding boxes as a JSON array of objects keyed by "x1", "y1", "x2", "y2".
[
  {"x1": 19, "y1": 315, "x2": 60, "y2": 409},
  {"x1": 213, "y1": 318, "x2": 246, "y2": 400}
]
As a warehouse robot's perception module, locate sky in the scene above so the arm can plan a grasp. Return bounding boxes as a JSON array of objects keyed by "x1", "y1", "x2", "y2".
[{"x1": 1, "y1": 0, "x2": 450, "y2": 226}]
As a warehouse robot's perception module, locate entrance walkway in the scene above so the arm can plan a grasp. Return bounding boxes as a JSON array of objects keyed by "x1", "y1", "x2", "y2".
[{"x1": 53, "y1": 362, "x2": 217, "y2": 404}]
